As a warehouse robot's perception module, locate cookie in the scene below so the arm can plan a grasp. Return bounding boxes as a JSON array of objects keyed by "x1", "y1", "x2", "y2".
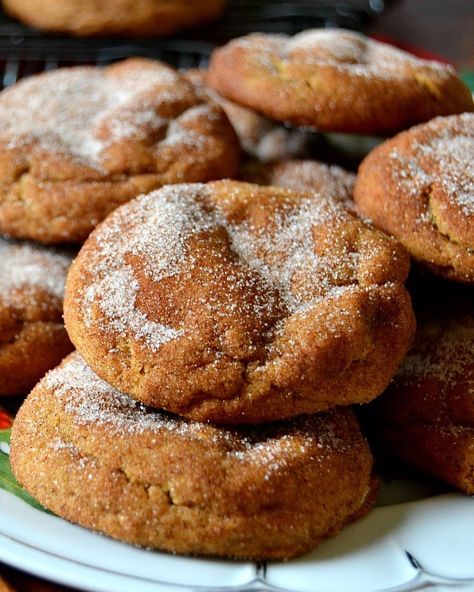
[
  {"x1": 11, "y1": 352, "x2": 377, "y2": 559},
  {"x1": 185, "y1": 69, "x2": 317, "y2": 162},
  {"x1": 64, "y1": 180, "x2": 415, "y2": 424},
  {"x1": 240, "y1": 159, "x2": 355, "y2": 208},
  {"x1": 369, "y1": 297, "x2": 474, "y2": 494},
  {"x1": 208, "y1": 29, "x2": 473, "y2": 135},
  {"x1": 3, "y1": 0, "x2": 226, "y2": 37},
  {"x1": 0, "y1": 238, "x2": 73, "y2": 396},
  {"x1": 354, "y1": 113, "x2": 474, "y2": 283},
  {"x1": 0, "y1": 58, "x2": 240, "y2": 244}
]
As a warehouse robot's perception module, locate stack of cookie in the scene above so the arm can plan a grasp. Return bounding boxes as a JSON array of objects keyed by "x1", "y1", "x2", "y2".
[
  {"x1": 7, "y1": 28, "x2": 474, "y2": 559},
  {"x1": 11, "y1": 177, "x2": 417, "y2": 559}
]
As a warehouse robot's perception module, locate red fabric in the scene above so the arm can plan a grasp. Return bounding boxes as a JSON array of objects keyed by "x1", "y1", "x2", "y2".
[{"x1": 0, "y1": 409, "x2": 12, "y2": 429}]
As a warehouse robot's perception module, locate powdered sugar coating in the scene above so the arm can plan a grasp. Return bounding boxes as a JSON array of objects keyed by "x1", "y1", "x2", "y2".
[
  {"x1": 389, "y1": 113, "x2": 474, "y2": 218},
  {"x1": 270, "y1": 160, "x2": 354, "y2": 195},
  {"x1": 0, "y1": 60, "x2": 200, "y2": 167},
  {"x1": 230, "y1": 28, "x2": 452, "y2": 84},
  {"x1": 225, "y1": 196, "x2": 359, "y2": 312},
  {"x1": 0, "y1": 237, "x2": 72, "y2": 306},
  {"x1": 44, "y1": 352, "x2": 344, "y2": 463},
  {"x1": 76, "y1": 182, "x2": 375, "y2": 353},
  {"x1": 45, "y1": 353, "x2": 186, "y2": 434},
  {"x1": 208, "y1": 28, "x2": 472, "y2": 136},
  {"x1": 397, "y1": 312, "x2": 474, "y2": 391},
  {"x1": 286, "y1": 29, "x2": 448, "y2": 79},
  {"x1": 429, "y1": 135, "x2": 474, "y2": 216},
  {"x1": 242, "y1": 159, "x2": 355, "y2": 208},
  {"x1": 81, "y1": 184, "x2": 215, "y2": 351},
  {"x1": 66, "y1": 179, "x2": 414, "y2": 424}
]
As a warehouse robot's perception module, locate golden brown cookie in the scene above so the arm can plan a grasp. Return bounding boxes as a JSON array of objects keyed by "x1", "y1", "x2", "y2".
[
  {"x1": 0, "y1": 238, "x2": 73, "y2": 396},
  {"x1": 64, "y1": 180, "x2": 415, "y2": 424},
  {"x1": 208, "y1": 29, "x2": 473, "y2": 135},
  {"x1": 240, "y1": 159, "x2": 355, "y2": 208},
  {"x1": 3, "y1": 0, "x2": 226, "y2": 37},
  {"x1": 11, "y1": 352, "x2": 377, "y2": 560},
  {"x1": 369, "y1": 296, "x2": 474, "y2": 494},
  {"x1": 354, "y1": 113, "x2": 474, "y2": 283},
  {"x1": 0, "y1": 58, "x2": 239, "y2": 244},
  {"x1": 185, "y1": 69, "x2": 317, "y2": 162}
]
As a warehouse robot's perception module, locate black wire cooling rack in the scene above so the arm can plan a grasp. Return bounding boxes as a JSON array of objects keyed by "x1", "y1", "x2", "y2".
[{"x1": 0, "y1": 0, "x2": 389, "y2": 88}]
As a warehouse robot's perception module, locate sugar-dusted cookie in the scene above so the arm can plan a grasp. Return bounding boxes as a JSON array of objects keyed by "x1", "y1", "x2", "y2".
[
  {"x1": 240, "y1": 159, "x2": 355, "y2": 207},
  {"x1": 11, "y1": 352, "x2": 377, "y2": 560},
  {"x1": 65, "y1": 180, "x2": 415, "y2": 424},
  {"x1": 0, "y1": 238, "x2": 73, "y2": 395},
  {"x1": 208, "y1": 29, "x2": 473, "y2": 134},
  {"x1": 0, "y1": 59, "x2": 239, "y2": 243},
  {"x1": 370, "y1": 296, "x2": 474, "y2": 494},
  {"x1": 354, "y1": 113, "x2": 474, "y2": 283}
]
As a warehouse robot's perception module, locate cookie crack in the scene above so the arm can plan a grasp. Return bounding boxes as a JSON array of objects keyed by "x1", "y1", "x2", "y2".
[{"x1": 425, "y1": 187, "x2": 474, "y2": 252}]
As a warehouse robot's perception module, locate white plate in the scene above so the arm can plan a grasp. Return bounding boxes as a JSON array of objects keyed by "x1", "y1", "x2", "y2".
[{"x1": 1, "y1": 481, "x2": 474, "y2": 592}]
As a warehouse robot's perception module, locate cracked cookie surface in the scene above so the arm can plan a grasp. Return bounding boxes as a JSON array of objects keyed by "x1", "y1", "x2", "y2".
[
  {"x1": 0, "y1": 237, "x2": 73, "y2": 395},
  {"x1": 10, "y1": 352, "x2": 377, "y2": 560},
  {"x1": 0, "y1": 58, "x2": 239, "y2": 243},
  {"x1": 369, "y1": 294, "x2": 474, "y2": 494},
  {"x1": 354, "y1": 113, "x2": 474, "y2": 283},
  {"x1": 208, "y1": 29, "x2": 473, "y2": 135},
  {"x1": 64, "y1": 180, "x2": 415, "y2": 424}
]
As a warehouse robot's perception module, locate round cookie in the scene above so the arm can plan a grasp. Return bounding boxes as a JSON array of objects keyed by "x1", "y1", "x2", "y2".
[
  {"x1": 0, "y1": 238, "x2": 73, "y2": 396},
  {"x1": 369, "y1": 297, "x2": 474, "y2": 494},
  {"x1": 240, "y1": 159, "x2": 355, "y2": 208},
  {"x1": 64, "y1": 180, "x2": 416, "y2": 424},
  {"x1": 208, "y1": 29, "x2": 474, "y2": 135},
  {"x1": 0, "y1": 58, "x2": 240, "y2": 244},
  {"x1": 185, "y1": 69, "x2": 317, "y2": 162},
  {"x1": 2, "y1": 0, "x2": 226, "y2": 37},
  {"x1": 354, "y1": 113, "x2": 474, "y2": 283},
  {"x1": 11, "y1": 352, "x2": 377, "y2": 560}
]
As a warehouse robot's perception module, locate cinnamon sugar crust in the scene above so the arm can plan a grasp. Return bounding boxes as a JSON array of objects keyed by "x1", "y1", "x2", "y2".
[
  {"x1": 354, "y1": 113, "x2": 474, "y2": 283},
  {"x1": 370, "y1": 297, "x2": 474, "y2": 494},
  {"x1": 64, "y1": 180, "x2": 415, "y2": 424},
  {"x1": 240, "y1": 159, "x2": 355, "y2": 208},
  {"x1": 208, "y1": 29, "x2": 473, "y2": 135},
  {"x1": 0, "y1": 238, "x2": 73, "y2": 395},
  {"x1": 0, "y1": 58, "x2": 240, "y2": 243},
  {"x1": 10, "y1": 352, "x2": 377, "y2": 560},
  {"x1": 3, "y1": 0, "x2": 226, "y2": 37}
]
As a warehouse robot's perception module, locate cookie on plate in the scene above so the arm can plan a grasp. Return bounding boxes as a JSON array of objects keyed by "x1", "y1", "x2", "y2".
[
  {"x1": 208, "y1": 29, "x2": 473, "y2": 135},
  {"x1": 354, "y1": 113, "x2": 474, "y2": 283},
  {"x1": 11, "y1": 352, "x2": 377, "y2": 560},
  {"x1": 0, "y1": 58, "x2": 239, "y2": 243},
  {"x1": 64, "y1": 180, "x2": 415, "y2": 424},
  {"x1": 369, "y1": 296, "x2": 474, "y2": 494},
  {"x1": 0, "y1": 238, "x2": 73, "y2": 396},
  {"x1": 3, "y1": 0, "x2": 226, "y2": 37}
]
